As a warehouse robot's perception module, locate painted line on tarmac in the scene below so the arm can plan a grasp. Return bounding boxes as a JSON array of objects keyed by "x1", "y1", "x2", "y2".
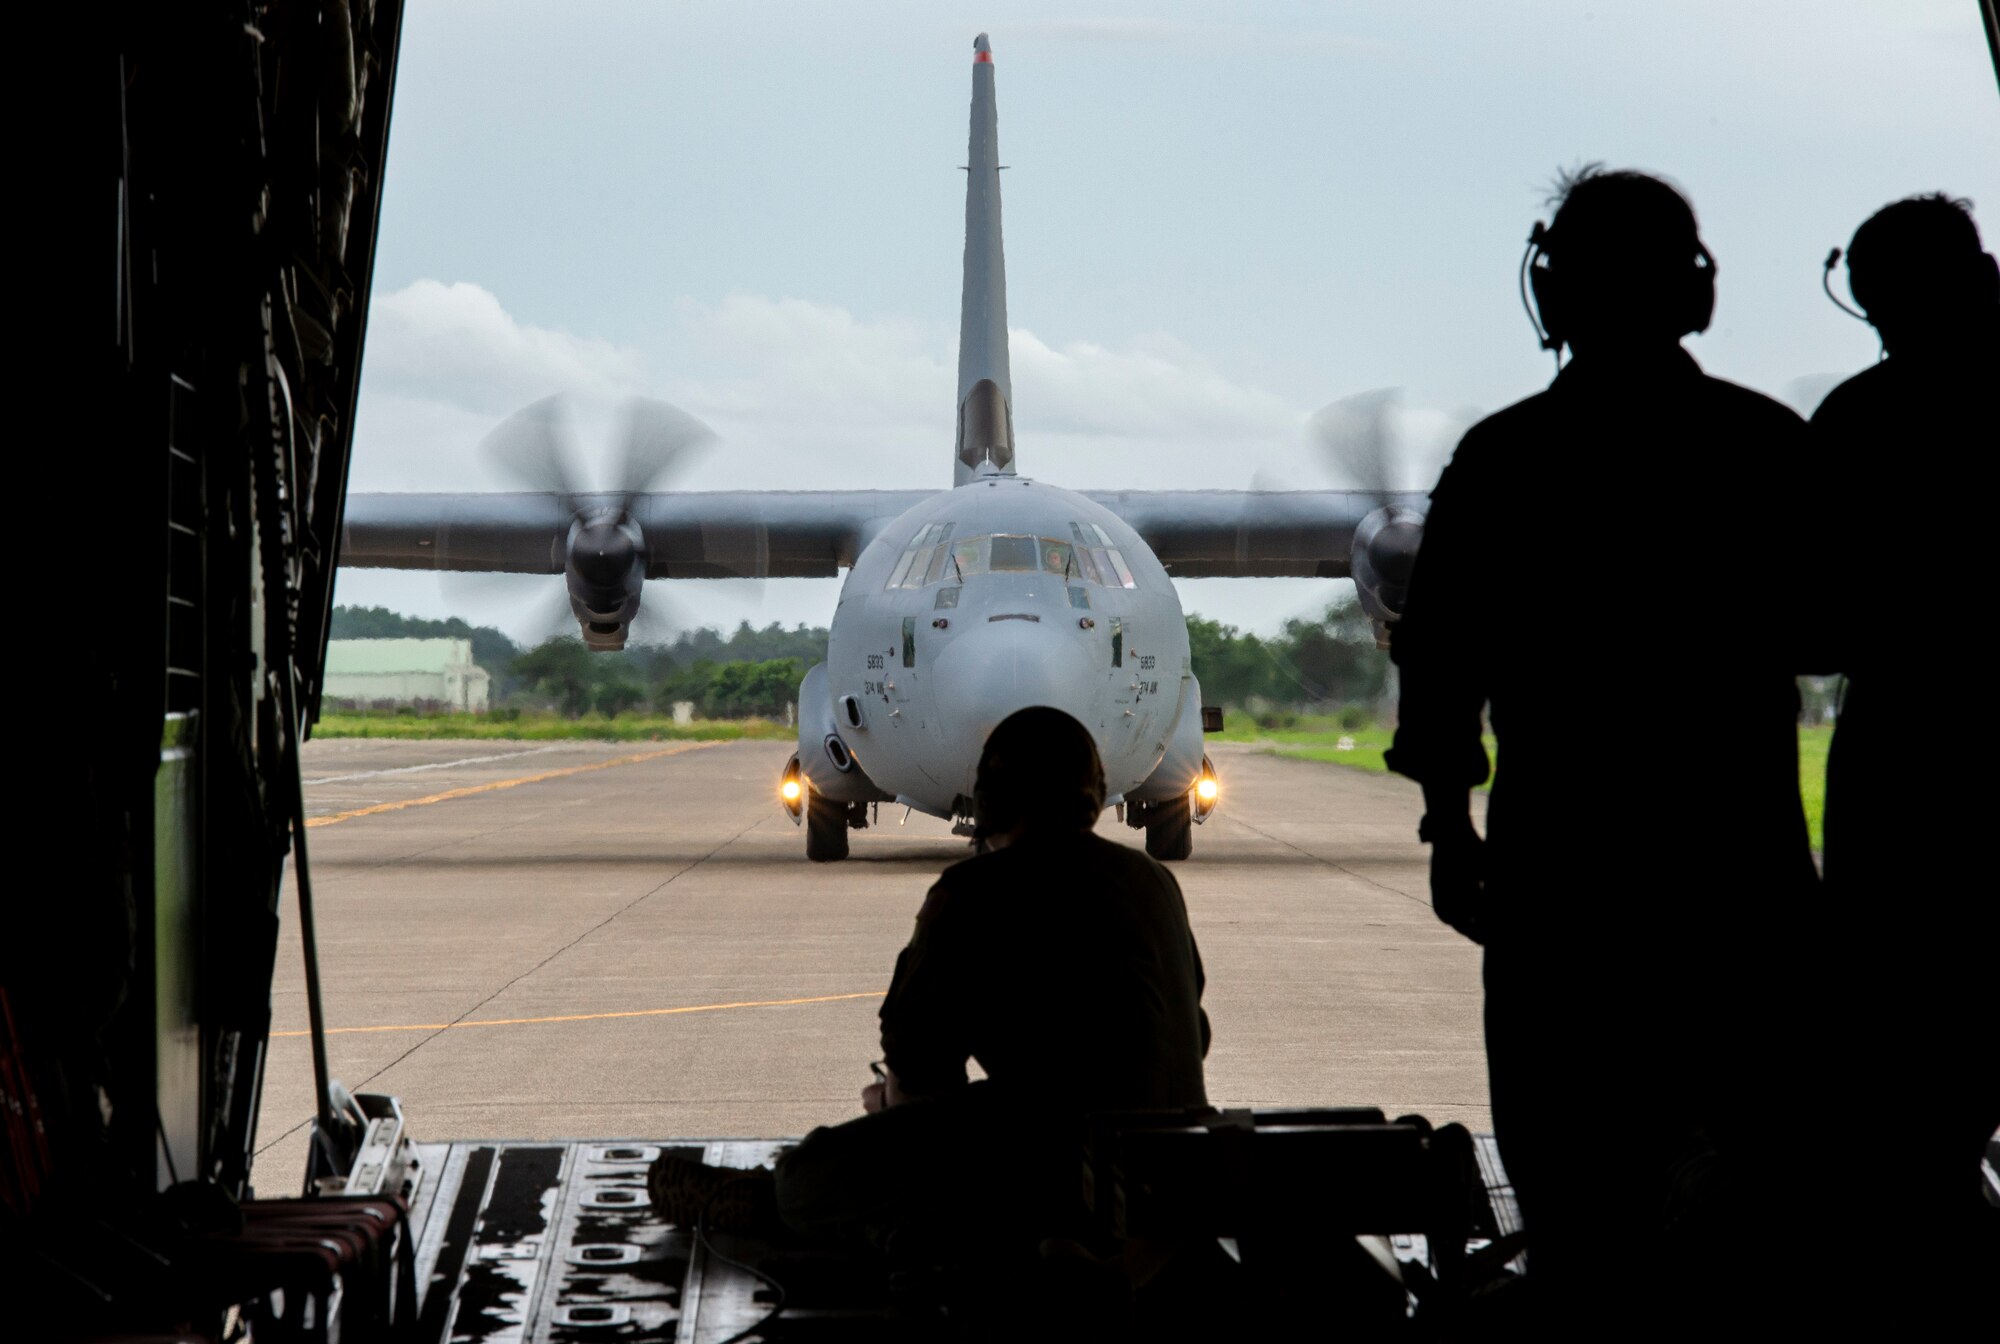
[
  {"x1": 303, "y1": 745, "x2": 571, "y2": 785},
  {"x1": 270, "y1": 990, "x2": 887, "y2": 1037},
  {"x1": 304, "y1": 741, "x2": 719, "y2": 828}
]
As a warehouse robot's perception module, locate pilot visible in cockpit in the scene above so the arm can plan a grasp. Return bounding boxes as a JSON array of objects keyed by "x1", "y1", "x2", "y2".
[{"x1": 648, "y1": 706, "x2": 1210, "y2": 1257}]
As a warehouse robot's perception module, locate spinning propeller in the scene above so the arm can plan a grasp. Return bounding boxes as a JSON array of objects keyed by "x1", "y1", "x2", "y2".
[
  {"x1": 1240, "y1": 390, "x2": 1467, "y2": 643},
  {"x1": 438, "y1": 394, "x2": 759, "y2": 651},
  {"x1": 1307, "y1": 389, "x2": 1430, "y2": 630}
]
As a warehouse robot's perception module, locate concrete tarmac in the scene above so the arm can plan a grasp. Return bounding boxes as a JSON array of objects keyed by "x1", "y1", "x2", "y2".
[{"x1": 257, "y1": 738, "x2": 1488, "y2": 1193}]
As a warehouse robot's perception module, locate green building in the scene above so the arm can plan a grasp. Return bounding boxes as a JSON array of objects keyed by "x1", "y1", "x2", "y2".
[{"x1": 323, "y1": 637, "x2": 491, "y2": 712}]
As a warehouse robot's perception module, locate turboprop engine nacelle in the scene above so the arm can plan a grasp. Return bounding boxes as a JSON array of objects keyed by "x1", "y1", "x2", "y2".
[
  {"x1": 566, "y1": 511, "x2": 646, "y2": 651},
  {"x1": 1350, "y1": 505, "x2": 1424, "y2": 646}
]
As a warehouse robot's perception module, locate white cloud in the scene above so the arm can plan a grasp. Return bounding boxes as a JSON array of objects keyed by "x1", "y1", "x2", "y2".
[
  {"x1": 1011, "y1": 330, "x2": 1298, "y2": 441},
  {"x1": 650, "y1": 292, "x2": 1334, "y2": 493},
  {"x1": 662, "y1": 294, "x2": 949, "y2": 429},
  {"x1": 659, "y1": 294, "x2": 1316, "y2": 451},
  {"x1": 364, "y1": 279, "x2": 646, "y2": 415},
  {"x1": 362, "y1": 279, "x2": 1471, "y2": 493},
  {"x1": 349, "y1": 280, "x2": 1451, "y2": 634}
]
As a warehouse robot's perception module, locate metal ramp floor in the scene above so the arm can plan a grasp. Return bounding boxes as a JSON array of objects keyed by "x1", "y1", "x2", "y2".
[{"x1": 402, "y1": 1135, "x2": 1525, "y2": 1342}]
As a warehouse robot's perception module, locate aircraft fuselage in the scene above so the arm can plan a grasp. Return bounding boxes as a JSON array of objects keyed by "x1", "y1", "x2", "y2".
[{"x1": 802, "y1": 475, "x2": 1200, "y2": 822}]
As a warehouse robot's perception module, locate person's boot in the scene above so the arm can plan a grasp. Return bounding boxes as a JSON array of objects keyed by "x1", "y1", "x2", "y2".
[{"x1": 646, "y1": 1154, "x2": 782, "y2": 1235}]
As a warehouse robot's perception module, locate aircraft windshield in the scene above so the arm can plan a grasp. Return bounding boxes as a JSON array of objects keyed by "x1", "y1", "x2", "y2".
[
  {"x1": 988, "y1": 534, "x2": 1039, "y2": 571},
  {"x1": 885, "y1": 528, "x2": 1136, "y2": 589}
]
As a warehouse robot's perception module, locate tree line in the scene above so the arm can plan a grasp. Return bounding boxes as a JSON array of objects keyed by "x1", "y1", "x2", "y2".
[
  {"x1": 329, "y1": 606, "x2": 830, "y2": 718},
  {"x1": 1187, "y1": 596, "x2": 1390, "y2": 713},
  {"x1": 328, "y1": 599, "x2": 1389, "y2": 720}
]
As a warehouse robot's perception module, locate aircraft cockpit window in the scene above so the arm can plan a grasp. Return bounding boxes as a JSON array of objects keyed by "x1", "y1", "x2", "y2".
[
  {"x1": 988, "y1": 534, "x2": 1039, "y2": 571},
  {"x1": 1068, "y1": 522, "x2": 1136, "y2": 588},
  {"x1": 892, "y1": 531, "x2": 1129, "y2": 588},
  {"x1": 1068, "y1": 585, "x2": 1090, "y2": 610},
  {"x1": 885, "y1": 522, "x2": 957, "y2": 589},
  {"x1": 935, "y1": 586, "x2": 960, "y2": 610}
]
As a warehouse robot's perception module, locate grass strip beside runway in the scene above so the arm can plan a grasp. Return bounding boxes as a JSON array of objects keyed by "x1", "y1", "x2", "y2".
[
  {"x1": 315, "y1": 710, "x2": 793, "y2": 742},
  {"x1": 1219, "y1": 720, "x2": 1833, "y2": 850}
]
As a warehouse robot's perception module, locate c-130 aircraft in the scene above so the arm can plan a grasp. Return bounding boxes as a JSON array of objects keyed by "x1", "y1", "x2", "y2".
[{"x1": 341, "y1": 33, "x2": 1427, "y2": 861}]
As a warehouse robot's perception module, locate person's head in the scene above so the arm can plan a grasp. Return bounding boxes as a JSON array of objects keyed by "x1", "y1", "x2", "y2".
[
  {"x1": 1844, "y1": 194, "x2": 1999, "y2": 356},
  {"x1": 1529, "y1": 165, "x2": 1716, "y2": 355},
  {"x1": 972, "y1": 707, "x2": 1105, "y2": 843}
]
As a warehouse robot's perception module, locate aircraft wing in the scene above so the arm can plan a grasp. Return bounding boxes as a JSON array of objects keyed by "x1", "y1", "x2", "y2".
[
  {"x1": 341, "y1": 491, "x2": 934, "y2": 579},
  {"x1": 342, "y1": 486, "x2": 1428, "y2": 640},
  {"x1": 1087, "y1": 489, "x2": 1429, "y2": 578},
  {"x1": 341, "y1": 488, "x2": 1427, "y2": 580}
]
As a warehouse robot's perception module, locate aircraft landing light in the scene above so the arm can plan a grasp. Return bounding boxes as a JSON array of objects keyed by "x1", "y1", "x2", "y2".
[
  {"x1": 1196, "y1": 777, "x2": 1220, "y2": 803},
  {"x1": 781, "y1": 778, "x2": 802, "y2": 802}
]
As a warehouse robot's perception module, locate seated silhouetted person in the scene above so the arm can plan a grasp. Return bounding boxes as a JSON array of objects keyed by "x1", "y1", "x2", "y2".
[
  {"x1": 1810, "y1": 194, "x2": 2000, "y2": 1313},
  {"x1": 1385, "y1": 167, "x2": 1819, "y2": 1329},
  {"x1": 649, "y1": 706, "x2": 1210, "y2": 1258}
]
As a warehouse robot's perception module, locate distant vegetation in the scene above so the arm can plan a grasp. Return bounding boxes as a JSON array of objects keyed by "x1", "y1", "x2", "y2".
[
  {"x1": 326, "y1": 599, "x2": 1389, "y2": 724},
  {"x1": 1188, "y1": 595, "x2": 1390, "y2": 722},
  {"x1": 313, "y1": 708, "x2": 791, "y2": 743},
  {"x1": 1226, "y1": 716, "x2": 1832, "y2": 852},
  {"x1": 324, "y1": 604, "x2": 1832, "y2": 845},
  {"x1": 329, "y1": 605, "x2": 523, "y2": 687},
  {"x1": 327, "y1": 606, "x2": 829, "y2": 721}
]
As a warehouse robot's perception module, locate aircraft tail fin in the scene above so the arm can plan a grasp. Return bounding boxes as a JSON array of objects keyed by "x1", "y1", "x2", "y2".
[{"x1": 955, "y1": 33, "x2": 1015, "y2": 485}]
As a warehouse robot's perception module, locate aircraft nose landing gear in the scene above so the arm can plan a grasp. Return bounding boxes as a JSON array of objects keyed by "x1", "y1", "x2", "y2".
[{"x1": 786, "y1": 756, "x2": 871, "y2": 861}]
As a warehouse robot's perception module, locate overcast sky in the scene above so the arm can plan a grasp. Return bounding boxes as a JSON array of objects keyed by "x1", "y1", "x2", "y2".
[{"x1": 340, "y1": 1, "x2": 1999, "y2": 640}]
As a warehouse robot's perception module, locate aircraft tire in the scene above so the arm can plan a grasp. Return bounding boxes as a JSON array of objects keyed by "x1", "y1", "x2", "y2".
[
  {"x1": 1145, "y1": 795, "x2": 1193, "y2": 861},
  {"x1": 806, "y1": 789, "x2": 850, "y2": 862}
]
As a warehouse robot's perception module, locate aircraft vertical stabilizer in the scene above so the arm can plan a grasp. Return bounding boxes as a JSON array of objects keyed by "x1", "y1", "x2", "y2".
[{"x1": 955, "y1": 33, "x2": 1016, "y2": 485}]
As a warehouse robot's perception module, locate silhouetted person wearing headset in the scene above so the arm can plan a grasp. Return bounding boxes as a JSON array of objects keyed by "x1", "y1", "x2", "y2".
[
  {"x1": 1811, "y1": 194, "x2": 2000, "y2": 1323},
  {"x1": 1386, "y1": 168, "x2": 1819, "y2": 1331}
]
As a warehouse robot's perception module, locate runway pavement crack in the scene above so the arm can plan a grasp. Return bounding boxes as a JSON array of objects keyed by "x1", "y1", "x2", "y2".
[
  {"x1": 1216, "y1": 813, "x2": 1435, "y2": 911},
  {"x1": 256, "y1": 811, "x2": 768, "y2": 1158}
]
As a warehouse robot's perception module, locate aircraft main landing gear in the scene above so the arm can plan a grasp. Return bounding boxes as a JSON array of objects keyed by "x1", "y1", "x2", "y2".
[
  {"x1": 1126, "y1": 757, "x2": 1217, "y2": 862},
  {"x1": 806, "y1": 789, "x2": 850, "y2": 862},
  {"x1": 1143, "y1": 794, "x2": 1194, "y2": 861}
]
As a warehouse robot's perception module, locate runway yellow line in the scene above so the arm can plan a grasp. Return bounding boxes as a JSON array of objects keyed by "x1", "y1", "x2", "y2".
[
  {"x1": 304, "y1": 741, "x2": 718, "y2": 828},
  {"x1": 270, "y1": 991, "x2": 886, "y2": 1038}
]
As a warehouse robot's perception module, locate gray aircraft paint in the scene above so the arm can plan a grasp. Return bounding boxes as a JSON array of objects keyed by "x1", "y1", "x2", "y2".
[
  {"x1": 340, "y1": 488, "x2": 1419, "y2": 580},
  {"x1": 954, "y1": 33, "x2": 1014, "y2": 485},
  {"x1": 813, "y1": 476, "x2": 1194, "y2": 818}
]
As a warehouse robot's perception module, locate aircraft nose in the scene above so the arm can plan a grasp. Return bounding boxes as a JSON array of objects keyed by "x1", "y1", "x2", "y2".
[{"x1": 931, "y1": 618, "x2": 1101, "y2": 791}]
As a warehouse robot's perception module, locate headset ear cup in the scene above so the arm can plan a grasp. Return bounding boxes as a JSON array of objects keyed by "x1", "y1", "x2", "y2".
[
  {"x1": 1528, "y1": 264, "x2": 1564, "y2": 350},
  {"x1": 1684, "y1": 243, "x2": 1717, "y2": 336},
  {"x1": 1688, "y1": 272, "x2": 1716, "y2": 336}
]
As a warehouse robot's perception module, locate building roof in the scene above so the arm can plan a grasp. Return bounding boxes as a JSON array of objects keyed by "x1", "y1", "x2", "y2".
[{"x1": 325, "y1": 637, "x2": 479, "y2": 675}]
